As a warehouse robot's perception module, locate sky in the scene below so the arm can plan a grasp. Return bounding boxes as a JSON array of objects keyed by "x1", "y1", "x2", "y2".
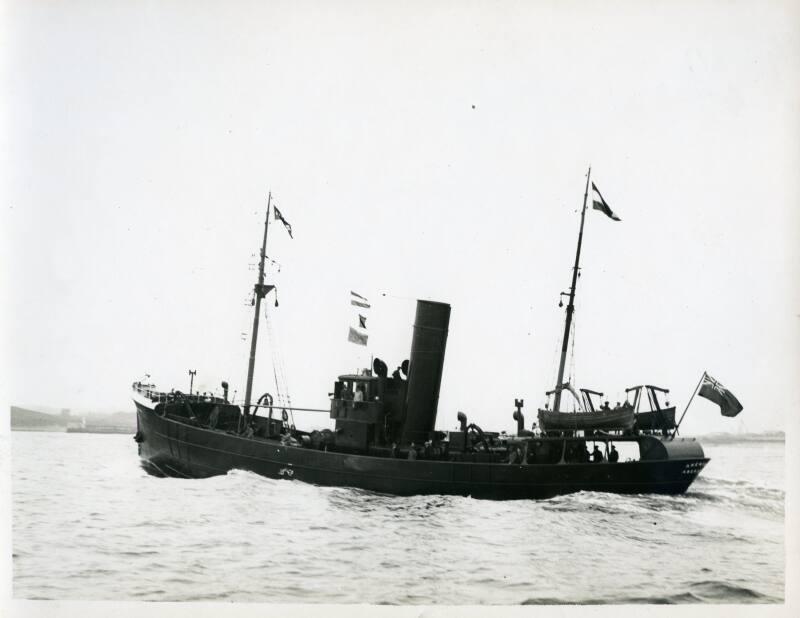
[{"x1": 2, "y1": 0, "x2": 799, "y2": 438}]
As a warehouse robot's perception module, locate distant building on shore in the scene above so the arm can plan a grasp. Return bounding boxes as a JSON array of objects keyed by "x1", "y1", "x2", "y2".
[{"x1": 10, "y1": 406, "x2": 136, "y2": 434}]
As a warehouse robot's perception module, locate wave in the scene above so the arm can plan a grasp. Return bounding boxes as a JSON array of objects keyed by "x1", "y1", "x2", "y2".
[
  {"x1": 689, "y1": 477, "x2": 785, "y2": 517},
  {"x1": 522, "y1": 580, "x2": 781, "y2": 604},
  {"x1": 218, "y1": 467, "x2": 785, "y2": 524},
  {"x1": 537, "y1": 475, "x2": 784, "y2": 520},
  {"x1": 693, "y1": 475, "x2": 784, "y2": 499}
]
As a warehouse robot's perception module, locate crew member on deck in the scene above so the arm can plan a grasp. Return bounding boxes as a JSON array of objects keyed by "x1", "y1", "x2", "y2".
[
  {"x1": 281, "y1": 432, "x2": 299, "y2": 446},
  {"x1": 209, "y1": 405, "x2": 220, "y2": 429},
  {"x1": 354, "y1": 385, "x2": 364, "y2": 403},
  {"x1": 608, "y1": 444, "x2": 619, "y2": 462},
  {"x1": 408, "y1": 443, "x2": 418, "y2": 461},
  {"x1": 601, "y1": 401, "x2": 611, "y2": 411},
  {"x1": 592, "y1": 445, "x2": 604, "y2": 462},
  {"x1": 521, "y1": 441, "x2": 530, "y2": 465},
  {"x1": 341, "y1": 383, "x2": 353, "y2": 400}
]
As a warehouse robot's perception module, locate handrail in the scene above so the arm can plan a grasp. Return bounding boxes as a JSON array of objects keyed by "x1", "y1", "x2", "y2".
[
  {"x1": 249, "y1": 404, "x2": 330, "y2": 414},
  {"x1": 132, "y1": 382, "x2": 331, "y2": 413}
]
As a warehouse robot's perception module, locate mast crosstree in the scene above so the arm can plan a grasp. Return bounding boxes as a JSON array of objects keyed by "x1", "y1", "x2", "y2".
[{"x1": 243, "y1": 193, "x2": 276, "y2": 419}]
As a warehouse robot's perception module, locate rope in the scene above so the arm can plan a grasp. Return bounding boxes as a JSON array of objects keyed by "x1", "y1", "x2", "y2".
[
  {"x1": 264, "y1": 303, "x2": 295, "y2": 427},
  {"x1": 546, "y1": 318, "x2": 562, "y2": 406},
  {"x1": 568, "y1": 316, "x2": 578, "y2": 411}
]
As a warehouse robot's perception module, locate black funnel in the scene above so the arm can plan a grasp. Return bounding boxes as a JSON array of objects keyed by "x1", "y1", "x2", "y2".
[{"x1": 400, "y1": 300, "x2": 451, "y2": 444}]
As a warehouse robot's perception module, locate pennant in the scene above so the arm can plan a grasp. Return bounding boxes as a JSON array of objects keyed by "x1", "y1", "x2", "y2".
[
  {"x1": 350, "y1": 291, "x2": 370, "y2": 308},
  {"x1": 273, "y1": 205, "x2": 293, "y2": 238},
  {"x1": 591, "y1": 182, "x2": 621, "y2": 221},
  {"x1": 698, "y1": 373, "x2": 743, "y2": 417},
  {"x1": 347, "y1": 326, "x2": 368, "y2": 346},
  {"x1": 358, "y1": 314, "x2": 367, "y2": 329}
]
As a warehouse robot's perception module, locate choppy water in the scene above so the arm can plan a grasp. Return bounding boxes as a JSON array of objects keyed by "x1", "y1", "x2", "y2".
[{"x1": 9, "y1": 432, "x2": 784, "y2": 604}]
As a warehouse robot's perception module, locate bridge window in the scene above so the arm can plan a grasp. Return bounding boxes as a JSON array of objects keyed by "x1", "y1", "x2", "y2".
[{"x1": 610, "y1": 441, "x2": 640, "y2": 462}]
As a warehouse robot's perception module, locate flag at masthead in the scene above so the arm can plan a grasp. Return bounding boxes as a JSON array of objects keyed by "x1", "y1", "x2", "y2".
[
  {"x1": 552, "y1": 169, "x2": 621, "y2": 412},
  {"x1": 591, "y1": 183, "x2": 621, "y2": 221},
  {"x1": 274, "y1": 205, "x2": 293, "y2": 238}
]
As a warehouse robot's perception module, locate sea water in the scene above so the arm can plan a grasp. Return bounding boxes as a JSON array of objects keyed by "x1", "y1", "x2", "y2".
[{"x1": 9, "y1": 431, "x2": 784, "y2": 604}]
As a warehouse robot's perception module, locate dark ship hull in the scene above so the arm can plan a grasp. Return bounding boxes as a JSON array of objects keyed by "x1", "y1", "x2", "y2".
[
  {"x1": 134, "y1": 399, "x2": 708, "y2": 500},
  {"x1": 133, "y1": 197, "x2": 712, "y2": 500}
]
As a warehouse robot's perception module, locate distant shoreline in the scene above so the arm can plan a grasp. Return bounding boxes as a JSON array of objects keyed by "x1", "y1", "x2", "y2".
[
  {"x1": 66, "y1": 427, "x2": 133, "y2": 435},
  {"x1": 693, "y1": 431, "x2": 784, "y2": 444},
  {"x1": 11, "y1": 427, "x2": 134, "y2": 434},
  {"x1": 10, "y1": 405, "x2": 136, "y2": 434}
]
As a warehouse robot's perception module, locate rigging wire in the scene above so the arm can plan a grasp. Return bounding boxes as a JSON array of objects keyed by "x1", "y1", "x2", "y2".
[
  {"x1": 264, "y1": 302, "x2": 295, "y2": 428},
  {"x1": 546, "y1": 313, "x2": 563, "y2": 406},
  {"x1": 263, "y1": 304, "x2": 281, "y2": 396},
  {"x1": 568, "y1": 314, "x2": 578, "y2": 411}
]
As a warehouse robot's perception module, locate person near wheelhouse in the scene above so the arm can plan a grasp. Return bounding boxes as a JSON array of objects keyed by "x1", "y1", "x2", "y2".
[{"x1": 340, "y1": 382, "x2": 353, "y2": 400}]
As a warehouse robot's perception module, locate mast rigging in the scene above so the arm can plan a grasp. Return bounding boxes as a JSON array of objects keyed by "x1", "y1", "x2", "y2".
[
  {"x1": 553, "y1": 167, "x2": 591, "y2": 413},
  {"x1": 243, "y1": 193, "x2": 275, "y2": 419}
]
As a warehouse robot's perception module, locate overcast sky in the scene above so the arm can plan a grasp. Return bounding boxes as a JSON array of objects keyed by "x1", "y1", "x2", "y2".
[{"x1": 2, "y1": 1, "x2": 798, "y2": 436}]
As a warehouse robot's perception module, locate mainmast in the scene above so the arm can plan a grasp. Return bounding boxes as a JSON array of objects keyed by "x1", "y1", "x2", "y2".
[
  {"x1": 552, "y1": 167, "x2": 592, "y2": 413},
  {"x1": 243, "y1": 193, "x2": 275, "y2": 418}
]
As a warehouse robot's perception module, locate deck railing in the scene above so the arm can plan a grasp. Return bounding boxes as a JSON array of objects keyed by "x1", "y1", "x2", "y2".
[{"x1": 131, "y1": 382, "x2": 226, "y2": 405}]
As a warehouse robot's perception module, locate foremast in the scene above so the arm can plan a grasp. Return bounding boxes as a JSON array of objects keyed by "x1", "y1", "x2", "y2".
[
  {"x1": 552, "y1": 168, "x2": 592, "y2": 413},
  {"x1": 243, "y1": 193, "x2": 276, "y2": 418}
]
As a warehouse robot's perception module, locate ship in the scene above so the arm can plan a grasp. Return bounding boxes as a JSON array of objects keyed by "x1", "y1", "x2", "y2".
[{"x1": 133, "y1": 177, "x2": 710, "y2": 499}]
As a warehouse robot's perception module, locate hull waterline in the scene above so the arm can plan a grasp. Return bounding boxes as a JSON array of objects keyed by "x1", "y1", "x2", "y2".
[{"x1": 135, "y1": 402, "x2": 708, "y2": 500}]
